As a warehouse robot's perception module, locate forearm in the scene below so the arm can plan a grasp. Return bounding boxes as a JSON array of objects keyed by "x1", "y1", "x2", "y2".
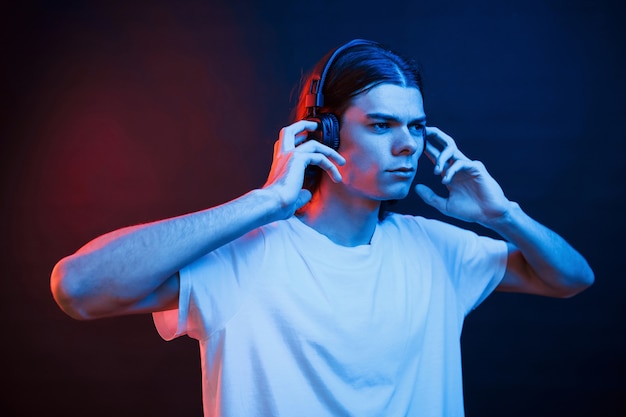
[
  {"x1": 484, "y1": 202, "x2": 594, "y2": 297},
  {"x1": 51, "y1": 188, "x2": 283, "y2": 319}
]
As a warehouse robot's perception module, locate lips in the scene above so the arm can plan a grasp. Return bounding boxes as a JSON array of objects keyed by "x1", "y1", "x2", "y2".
[
  {"x1": 387, "y1": 167, "x2": 415, "y2": 173},
  {"x1": 386, "y1": 167, "x2": 416, "y2": 180}
]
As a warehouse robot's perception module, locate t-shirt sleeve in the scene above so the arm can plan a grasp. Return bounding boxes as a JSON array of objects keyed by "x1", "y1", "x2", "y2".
[
  {"x1": 152, "y1": 262, "x2": 197, "y2": 341},
  {"x1": 414, "y1": 217, "x2": 508, "y2": 316},
  {"x1": 453, "y1": 233, "x2": 507, "y2": 314},
  {"x1": 152, "y1": 228, "x2": 267, "y2": 342}
]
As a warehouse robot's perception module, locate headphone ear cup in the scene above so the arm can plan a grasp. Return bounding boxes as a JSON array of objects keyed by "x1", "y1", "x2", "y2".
[{"x1": 306, "y1": 113, "x2": 340, "y2": 150}]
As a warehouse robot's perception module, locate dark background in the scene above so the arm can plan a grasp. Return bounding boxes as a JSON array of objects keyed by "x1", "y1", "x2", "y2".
[{"x1": 2, "y1": 0, "x2": 624, "y2": 416}]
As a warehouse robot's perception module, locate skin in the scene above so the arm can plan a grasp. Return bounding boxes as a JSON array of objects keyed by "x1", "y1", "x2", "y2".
[
  {"x1": 298, "y1": 84, "x2": 426, "y2": 246},
  {"x1": 50, "y1": 83, "x2": 594, "y2": 321}
]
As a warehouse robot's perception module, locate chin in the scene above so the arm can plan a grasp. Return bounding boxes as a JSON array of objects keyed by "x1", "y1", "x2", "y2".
[{"x1": 378, "y1": 187, "x2": 411, "y2": 201}]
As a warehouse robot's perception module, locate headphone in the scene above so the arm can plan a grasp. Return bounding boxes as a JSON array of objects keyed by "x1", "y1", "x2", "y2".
[{"x1": 304, "y1": 39, "x2": 379, "y2": 150}]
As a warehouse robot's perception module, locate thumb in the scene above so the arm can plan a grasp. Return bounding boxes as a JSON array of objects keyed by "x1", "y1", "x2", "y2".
[
  {"x1": 294, "y1": 189, "x2": 313, "y2": 210},
  {"x1": 414, "y1": 184, "x2": 446, "y2": 212}
]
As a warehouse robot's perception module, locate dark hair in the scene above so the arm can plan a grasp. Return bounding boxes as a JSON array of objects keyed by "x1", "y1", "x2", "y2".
[
  {"x1": 293, "y1": 40, "x2": 424, "y2": 220},
  {"x1": 293, "y1": 41, "x2": 423, "y2": 122}
]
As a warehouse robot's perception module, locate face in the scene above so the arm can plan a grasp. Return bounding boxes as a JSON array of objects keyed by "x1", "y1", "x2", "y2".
[{"x1": 333, "y1": 83, "x2": 426, "y2": 202}]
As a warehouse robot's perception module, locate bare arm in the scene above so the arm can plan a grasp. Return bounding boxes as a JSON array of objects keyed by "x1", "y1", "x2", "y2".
[
  {"x1": 487, "y1": 203, "x2": 593, "y2": 297},
  {"x1": 51, "y1": 120, "x2": 345, "y2": 320},
  {"x1": 51, "y1": 190, "x2": 284, "y2": 320},
  {"x1": 415, "y1": 127, "x2": 594, "y2": 298}
]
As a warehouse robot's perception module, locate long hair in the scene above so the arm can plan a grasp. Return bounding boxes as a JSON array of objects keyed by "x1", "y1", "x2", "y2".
[{"x1": 292, "y1": 40, "x2": 424, "y2": 220}]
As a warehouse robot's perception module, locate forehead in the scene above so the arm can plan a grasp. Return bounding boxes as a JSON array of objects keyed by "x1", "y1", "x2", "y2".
[{"x1": 346, "y1": 84, "x2": 425, "y2": 120}]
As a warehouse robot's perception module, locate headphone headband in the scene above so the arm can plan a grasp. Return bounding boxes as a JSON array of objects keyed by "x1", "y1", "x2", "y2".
[{"x1": 305, "y1": 39, "x2": 379, "y2": 116}]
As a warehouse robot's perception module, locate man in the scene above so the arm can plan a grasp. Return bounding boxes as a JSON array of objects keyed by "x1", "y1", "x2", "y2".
[{"x1": 51, "y1": 39, "x2": 593, "y2": 416}]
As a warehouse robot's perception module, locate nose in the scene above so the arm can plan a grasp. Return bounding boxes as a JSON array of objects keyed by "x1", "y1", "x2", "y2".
[{"x1": 392, "y1": 126, "x2": 421, "y2": 156}]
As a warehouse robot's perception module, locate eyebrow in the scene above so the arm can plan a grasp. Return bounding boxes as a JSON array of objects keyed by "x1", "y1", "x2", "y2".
[{"x1": 365, "y1": 112, "x2": 427, "y2": 125}]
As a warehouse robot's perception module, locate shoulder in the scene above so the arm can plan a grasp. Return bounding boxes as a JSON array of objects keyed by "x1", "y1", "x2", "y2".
[
  {"x1": 218, "y1": 218, "x2": 300, "y2": 259},
  {"x1": 379, "y1": 213, "x2": 504, "y2": 255},
  {"x1": 380, "y1": 212, "x2": 470, "y2": 239}
]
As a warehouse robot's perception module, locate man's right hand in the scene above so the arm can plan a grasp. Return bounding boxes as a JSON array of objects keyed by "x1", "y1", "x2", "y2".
[{"x1": 263, "y1": 120, "x2": 345, "y2": 219}]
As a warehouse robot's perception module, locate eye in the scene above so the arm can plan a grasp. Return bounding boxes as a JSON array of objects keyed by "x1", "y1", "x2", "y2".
[
  {"x1": 370, "y1": 122, "x2": 390, "y2": 132},
  {"x1": 409, "y1": 123, "x2": 425, "y2": 136}
]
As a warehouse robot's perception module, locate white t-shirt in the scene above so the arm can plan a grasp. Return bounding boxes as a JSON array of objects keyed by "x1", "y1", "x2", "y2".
[{"x1": 153, "y1": 214, "x2": 508, "y2": 417}]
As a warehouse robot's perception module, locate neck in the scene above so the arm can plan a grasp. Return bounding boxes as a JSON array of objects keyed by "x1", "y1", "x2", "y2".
[{"x1": 297, "y1": 186, "x2": 381, "y2": 247}]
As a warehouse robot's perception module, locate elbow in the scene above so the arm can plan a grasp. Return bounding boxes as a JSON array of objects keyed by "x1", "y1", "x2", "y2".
[
  {"x1": 581, "y1": 263, "x2": 595, "y2": 289},
  {"x1": 50, "y1": 257, "x2": 96, "y2": 321},
  {"x1": 558, "y1": 263, "x2": 595, "y2": 299}
]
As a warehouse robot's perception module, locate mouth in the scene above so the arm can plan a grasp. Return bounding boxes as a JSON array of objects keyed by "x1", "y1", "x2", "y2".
[
  {"x1": 387, "y1": 167, "x2": 416, "y2": 178},
  {"x1": 387, "y1": 167, "x2": 415, "y2": 173}
]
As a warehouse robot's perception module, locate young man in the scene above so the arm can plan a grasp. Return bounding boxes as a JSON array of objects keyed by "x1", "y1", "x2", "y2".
[{"x1": 51, "y1": 39, "x2": 594, "y2": 416}]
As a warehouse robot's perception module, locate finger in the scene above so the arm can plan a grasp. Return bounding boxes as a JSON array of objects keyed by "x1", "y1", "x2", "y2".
[
  {"x1": 454, "y1": 148, "x2": 470, "y2": 161},
  {"x1": 423, "y1": 140, "x2": 439, "y2": 165},
  {"x1": 293, "y1": 130, "x2": 310, "y2": 147},
  {"x1": 307, "y1": 154, "x2": 343, "y2": 183},
  {"x1": 414, "y1": 184, "x2": 447, "y2": 213},
  {"x1": 278, "y1": 120, "x2": 319, "y2": 152},
  {"x1": 294, "y1": 189, "x2": 313, "y2": 210},
  {"x1": 435, "y1": 146, "x2": 457, "y2": 176},
  {"x1": 425, "y1": 127, "x2": 468, "y2": 175},
  {"x1": 425, "y1": 126, "x2": 456, "y2": 148},
  {"x1": 425, "y1": 127, "x2": 454, "y2": 174},
  {"x1": 436, "y1": 148, "x2": 456, "y2": 175},
  {"x1": 441, "y1": 159, "x2": 476, "y2": 184},
  {"x1": 296, "y1": 139, "x2": 346, "y2": 166}
]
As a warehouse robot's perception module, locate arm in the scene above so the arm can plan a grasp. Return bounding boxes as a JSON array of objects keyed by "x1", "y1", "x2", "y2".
[
  {"x1": 51, "y1": 120, "x2": 345, "y2": 320},
  {"x1": 414, "y1": 127, "x2": 594, "y2": 298},
  {"x1": 487, "y1": 203, "x2": 593, "y2": 297}
]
